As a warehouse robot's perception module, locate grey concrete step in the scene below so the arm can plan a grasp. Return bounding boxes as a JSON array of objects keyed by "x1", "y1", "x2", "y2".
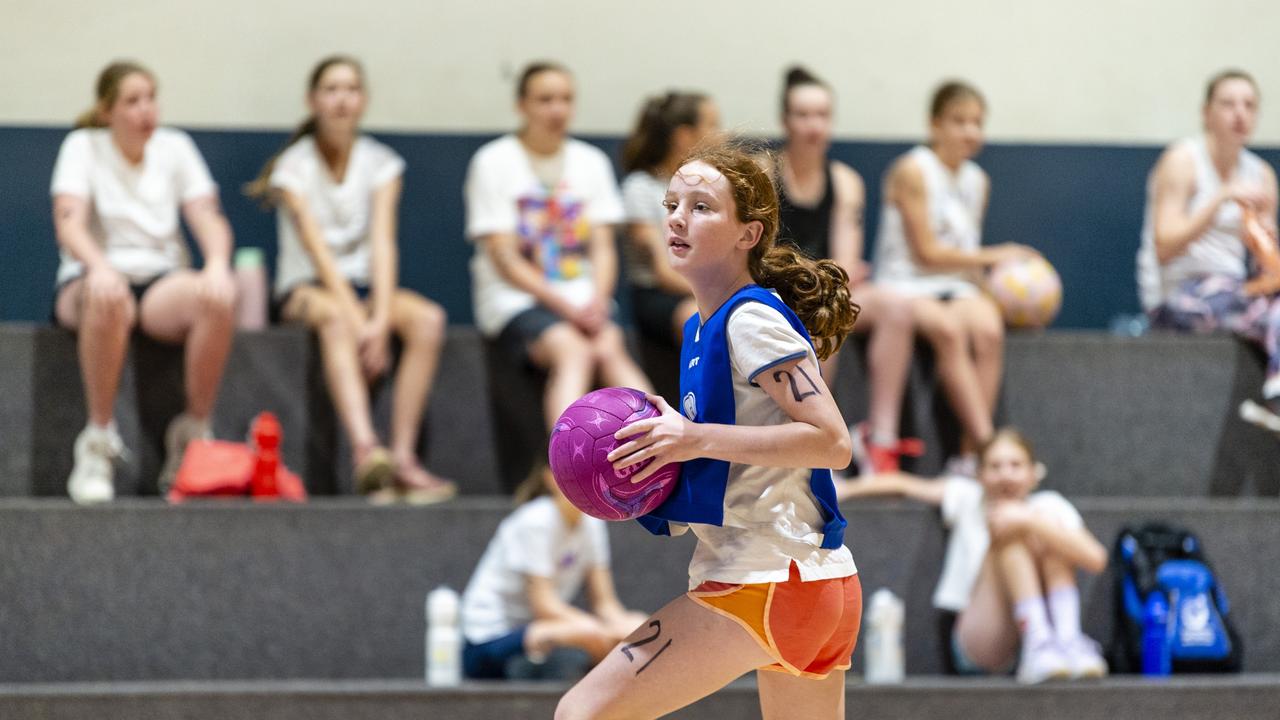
[
  {"x1": 1, "y1": 676, "x2": 1277, "y2": 720},
  {"x1": 0, "y1": 497, "x2": 1273, "y2": 682}
]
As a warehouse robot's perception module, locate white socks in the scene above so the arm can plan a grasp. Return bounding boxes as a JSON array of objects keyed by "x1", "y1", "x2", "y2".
[
  {"x1": 1047, "y1": 586, "x2": 1082, "y2": 642},
  {"x1": 1014, "y1": 596, "x2": 1054, "y2": 647}
]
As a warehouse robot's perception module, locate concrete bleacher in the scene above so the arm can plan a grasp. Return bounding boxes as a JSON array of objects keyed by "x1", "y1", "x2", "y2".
[
  {"x1": 0, "y1": 498, "x2": 1276, "y2": 683},
  {"x1": 3, "y1": 324, "x2": 1279, "y2": 718},
  {"x1": 2, "y1": 676, "x2": 1278, "y2": 720},
  {"x1": 3, "y1": 324, "x2": 1278, "y2": 500}
]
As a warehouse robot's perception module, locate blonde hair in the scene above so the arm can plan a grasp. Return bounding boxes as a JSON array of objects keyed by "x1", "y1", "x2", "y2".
[
  {"x1": 682, "y1": 141, "x2": 859, "y2": 360},
  {"x1": 513, "y1": 460, "x2": 553, "y2": 506},
  {"x1": 977, "y1": 427, "x2": 1036, "y2": 466},
  {"x1": 244, "y1": 55, "x2": 364, "y2": 204},
  {"x1": 75, "y1": 61, "x2": 155, "y2": 129}
]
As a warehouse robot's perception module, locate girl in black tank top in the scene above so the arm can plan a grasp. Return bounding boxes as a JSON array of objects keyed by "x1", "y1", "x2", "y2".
[{"x1": 778, "y1": 161, "x2": 835, "y2": 259}]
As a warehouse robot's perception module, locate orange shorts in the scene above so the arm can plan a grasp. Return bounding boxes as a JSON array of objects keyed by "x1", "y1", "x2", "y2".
[{"x1": 688, "y1": 563, "x2": 862, "y2": 679}]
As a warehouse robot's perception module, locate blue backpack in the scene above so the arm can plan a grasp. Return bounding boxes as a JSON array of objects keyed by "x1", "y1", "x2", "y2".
[{"x1": 1110, "y1": 523, "x2": 1242, "y2": 673}]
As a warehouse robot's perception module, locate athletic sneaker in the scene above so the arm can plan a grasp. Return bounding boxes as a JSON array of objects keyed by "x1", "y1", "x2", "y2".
[
  {"x1": 1016, "y1": 638, "x2": 1071, "y2": 685},
  {"x1": 68, "y1": 424, "x2": 126, "y2": 505},
  {"x1": 158, "y1": 413, "x2": 212, "y2": 495},
  {"x1": 848, "y1": 422, "x2": 925, "y2": 474},
  {"x1": 1060, "y1": 635, "x2": 1108, "y2": 679}
]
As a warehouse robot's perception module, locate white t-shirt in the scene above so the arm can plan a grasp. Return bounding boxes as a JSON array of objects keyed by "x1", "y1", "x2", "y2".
[
  {"x1": 465, "y1": 134, "x2": 625, "y2": 337},
  {"x1": 621, "y1": 170, "x2": 668, "y2": 289},
  {"x1": 270, "y1": 135, "x2": 405, "y2": 298},
  {"x1": 50, "y1": 127, "x2": 218, "y2": 285},
  {"x1": 461, "y1": 496, "x2": 611, "y2": 644},
  {"x1": 932, "y1": 475, "x2": 1084, "y2": 612},
  {"x1": 874, "y1": 145, "x2": 987, "y2": 298},
  {"x1": 683, "y1": 300, "x2": 859, "y2": 589},
  {"x1": 1136, "y1": 135, "x2": 1268, "y2": 311}
]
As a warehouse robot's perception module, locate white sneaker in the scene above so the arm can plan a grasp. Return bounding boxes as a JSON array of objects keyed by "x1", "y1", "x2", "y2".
[
  {"x1": 1060, "y1": 635, "x2": 1108, "y2": 679},
  {"x1": 159, "y1": 413, "x2": 212, "y2": 495},
  {"x1": 1017, "y1": 638, "x2": 1071, "y2": 685},
  {"x1": 68, "y1": 425, "x2": 126, "y2": 505}
]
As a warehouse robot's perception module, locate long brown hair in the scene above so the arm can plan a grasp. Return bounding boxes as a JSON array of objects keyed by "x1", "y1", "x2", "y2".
[
  {"x1": 977, "y1": 427, "x2": 1036, "y2": 466},
  {"x1": 621, "y1": 91, "x2": 708, "y2": 174},
  {"x1": 682, "y1": 141, "x2": 859, "y2": 360},
  {"x1": 930, "y1": 80, "x2": 985, "y2": 119},
  {"x1": 780, "y1": 65, "x2": 830, "y2": 116},
  {"x1": 1204, "y1": 68, "x2": 1258, "y2": 105},
  {"x1": 75, "y1": 61, "x2": 156, "y2": 129},
  {"x1": 245, "y1": 55, "x2": 364, "y2": 204}
]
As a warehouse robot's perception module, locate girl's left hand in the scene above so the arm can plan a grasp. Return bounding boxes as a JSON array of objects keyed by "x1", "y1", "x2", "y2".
[{"x1": 606, "y1": 393, "x2": 700, "y2": 484}]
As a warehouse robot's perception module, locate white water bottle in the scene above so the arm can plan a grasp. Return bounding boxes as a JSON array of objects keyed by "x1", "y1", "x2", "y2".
[
  {"x1": 864, "y1": 588, "x2": 905, "y2": 684},
  {"x1": 426, "y1": 586, "x2": 462, "y2": 687}
]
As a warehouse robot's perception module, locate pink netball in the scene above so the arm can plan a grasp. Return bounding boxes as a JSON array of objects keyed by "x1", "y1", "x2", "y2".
[
  {"x1": 548, "y1": 387, "x2": 680, "y2": 521},
  {"x1": 986, "y1": 255, "x2": 1063, "y2": 328}
]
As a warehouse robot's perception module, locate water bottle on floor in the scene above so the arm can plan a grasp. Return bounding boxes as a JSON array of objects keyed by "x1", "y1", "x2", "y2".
[
  {"x1": 1142, "y1": 591, "x2": 1172, "y2": 676},
  {"x1": 426, "y1": 586, "x2": 462, "y2": 687},
  {"x1": 864, "y1": 588, "x2": 905, "y2": 684}
]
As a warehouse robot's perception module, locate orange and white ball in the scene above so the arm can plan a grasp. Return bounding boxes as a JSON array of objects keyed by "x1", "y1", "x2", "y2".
[{"x1": 986, "y1": 256, "x2": 1062, "y2": 328}]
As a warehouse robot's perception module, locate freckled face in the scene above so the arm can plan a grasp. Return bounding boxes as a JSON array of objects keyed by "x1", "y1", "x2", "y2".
[{"x1": 662, "y1": 161, "x2": 749, "y2": 275}]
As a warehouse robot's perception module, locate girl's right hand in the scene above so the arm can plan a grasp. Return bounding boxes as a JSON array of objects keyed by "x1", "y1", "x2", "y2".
[
  {"x1": 1222, "y1": 180, "x2": 1270, "y2": 210},
  {"x1": 85, "y1": 264, "x2": 128, "y2": 306},
  {"x1": 988, "y1": 243, "x2": 1040, "y2": 266}
]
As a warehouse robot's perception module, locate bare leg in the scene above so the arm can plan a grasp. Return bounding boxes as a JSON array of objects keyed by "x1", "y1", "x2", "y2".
[
  {"x1": 912, "y1": 298, "x2": 994, "y2": 449},
  {"x1": 591, "y1": 323, "x2": 655, "y2": 394},
  {"x1": 56, "y1": 278, "x2": 136, "y2": 426},
  {"x1": 852, "y1": 283, "x2": 914, "y2": 439},
  {"x1": 385, "y1": 290, "x2": 447, "y2": 468},
  {"x1": 758, "y1": 668, "x2": 846, "y2": 720},
  {"x1": 282, "y1": 286, "x2": 380, "y2": 454},
  {"x1": 952, "y1": 296, "x2": 1005, "y2": 425},
  {"x1": 954, "y1": 554, "x2": 1021, "y2": 671},
  {"x1": 555, "y1": 595, "x2": 773, "y2": 720},
  {"x1": 529, "y1": 323, "x2": 595, "y2": 429},
  {"x1": 138, "y1": 270, "x2": 236, "y2": 420}
]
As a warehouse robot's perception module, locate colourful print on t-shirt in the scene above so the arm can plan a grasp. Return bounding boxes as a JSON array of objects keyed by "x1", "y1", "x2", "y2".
[{"x1": 517, "y1": 190, "x2": 589, "y2": 280}]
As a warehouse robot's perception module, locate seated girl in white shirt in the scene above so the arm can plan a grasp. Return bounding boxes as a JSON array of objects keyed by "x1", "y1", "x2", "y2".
[
  {"x1": 247, "y1": 56, "x2": 454, "y2": 501},
  {"x1": 841, "y1": 428, "x2": 1108, "y2": 683},
  {"x1": 460, "y1": 462, "x2": 647, "y2": 680},
  {"x1": 51, "y1": 61, "x2": 238, "y2": 503}
]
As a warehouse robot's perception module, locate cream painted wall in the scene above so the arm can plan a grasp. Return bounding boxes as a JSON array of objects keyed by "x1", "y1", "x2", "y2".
[{"x1": 2, "y1": 0, "x2": 1277, "y2": 143}]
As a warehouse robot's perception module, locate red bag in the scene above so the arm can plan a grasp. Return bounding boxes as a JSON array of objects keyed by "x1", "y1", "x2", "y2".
[{"x1": 168, "y1": 439, "x2": 307, "y2": 503}]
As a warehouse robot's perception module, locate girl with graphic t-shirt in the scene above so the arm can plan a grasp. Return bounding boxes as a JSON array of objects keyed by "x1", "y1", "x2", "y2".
[
  {"x1": 842, "y1": 428, "x2": 1108, "y2": 684},
  {"x1": 619, "y1": 91, "x2": 720, "y2": 346},
  {"x1": 556, "y1": 143, "x2": 860, "y2": 720},
  {"x1": 874, "y1": 81, "x2": 1040, "y2": 474},
  {"x1": 247, "y1": 56, "x2": 453, "y2": 501},
  {"x1": 465, "y1": 62, "x2": 653, "y2": 431},
  {"x1": 51, "y1": 61, "x2": 237, "y2": 504},
  {"x1": 460, "y1": 462, "x2": 647, "y2": 680}
]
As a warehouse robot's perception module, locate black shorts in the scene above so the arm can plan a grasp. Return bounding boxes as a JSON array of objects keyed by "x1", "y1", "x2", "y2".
[
  {"x1": 272, "y1": 282, "x2": 371, "y2": 324},
  {"x1": 51, "y1": 273, "x2": 163, "y2": 326},
  {"x1": 495, "y1": 305, "x2": 564, "y2": 364},
  {"x1": 631, "y1": 285, "x2": 688, "y2": 347}
]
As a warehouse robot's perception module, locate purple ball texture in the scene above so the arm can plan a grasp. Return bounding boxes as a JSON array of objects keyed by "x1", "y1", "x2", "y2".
[{"x1": 548, "y1": 387, "x2": 681, "y2": 521}]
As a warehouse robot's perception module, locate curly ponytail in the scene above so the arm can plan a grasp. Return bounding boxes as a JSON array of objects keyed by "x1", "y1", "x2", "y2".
[{"x1": 682, "y1": 141, "x2": 859, "y2": 360}]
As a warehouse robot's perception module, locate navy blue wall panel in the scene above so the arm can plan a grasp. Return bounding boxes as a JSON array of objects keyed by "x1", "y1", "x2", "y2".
[{"x1": 3, "y1": 124, "x2": 1276, "y2": 328}]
